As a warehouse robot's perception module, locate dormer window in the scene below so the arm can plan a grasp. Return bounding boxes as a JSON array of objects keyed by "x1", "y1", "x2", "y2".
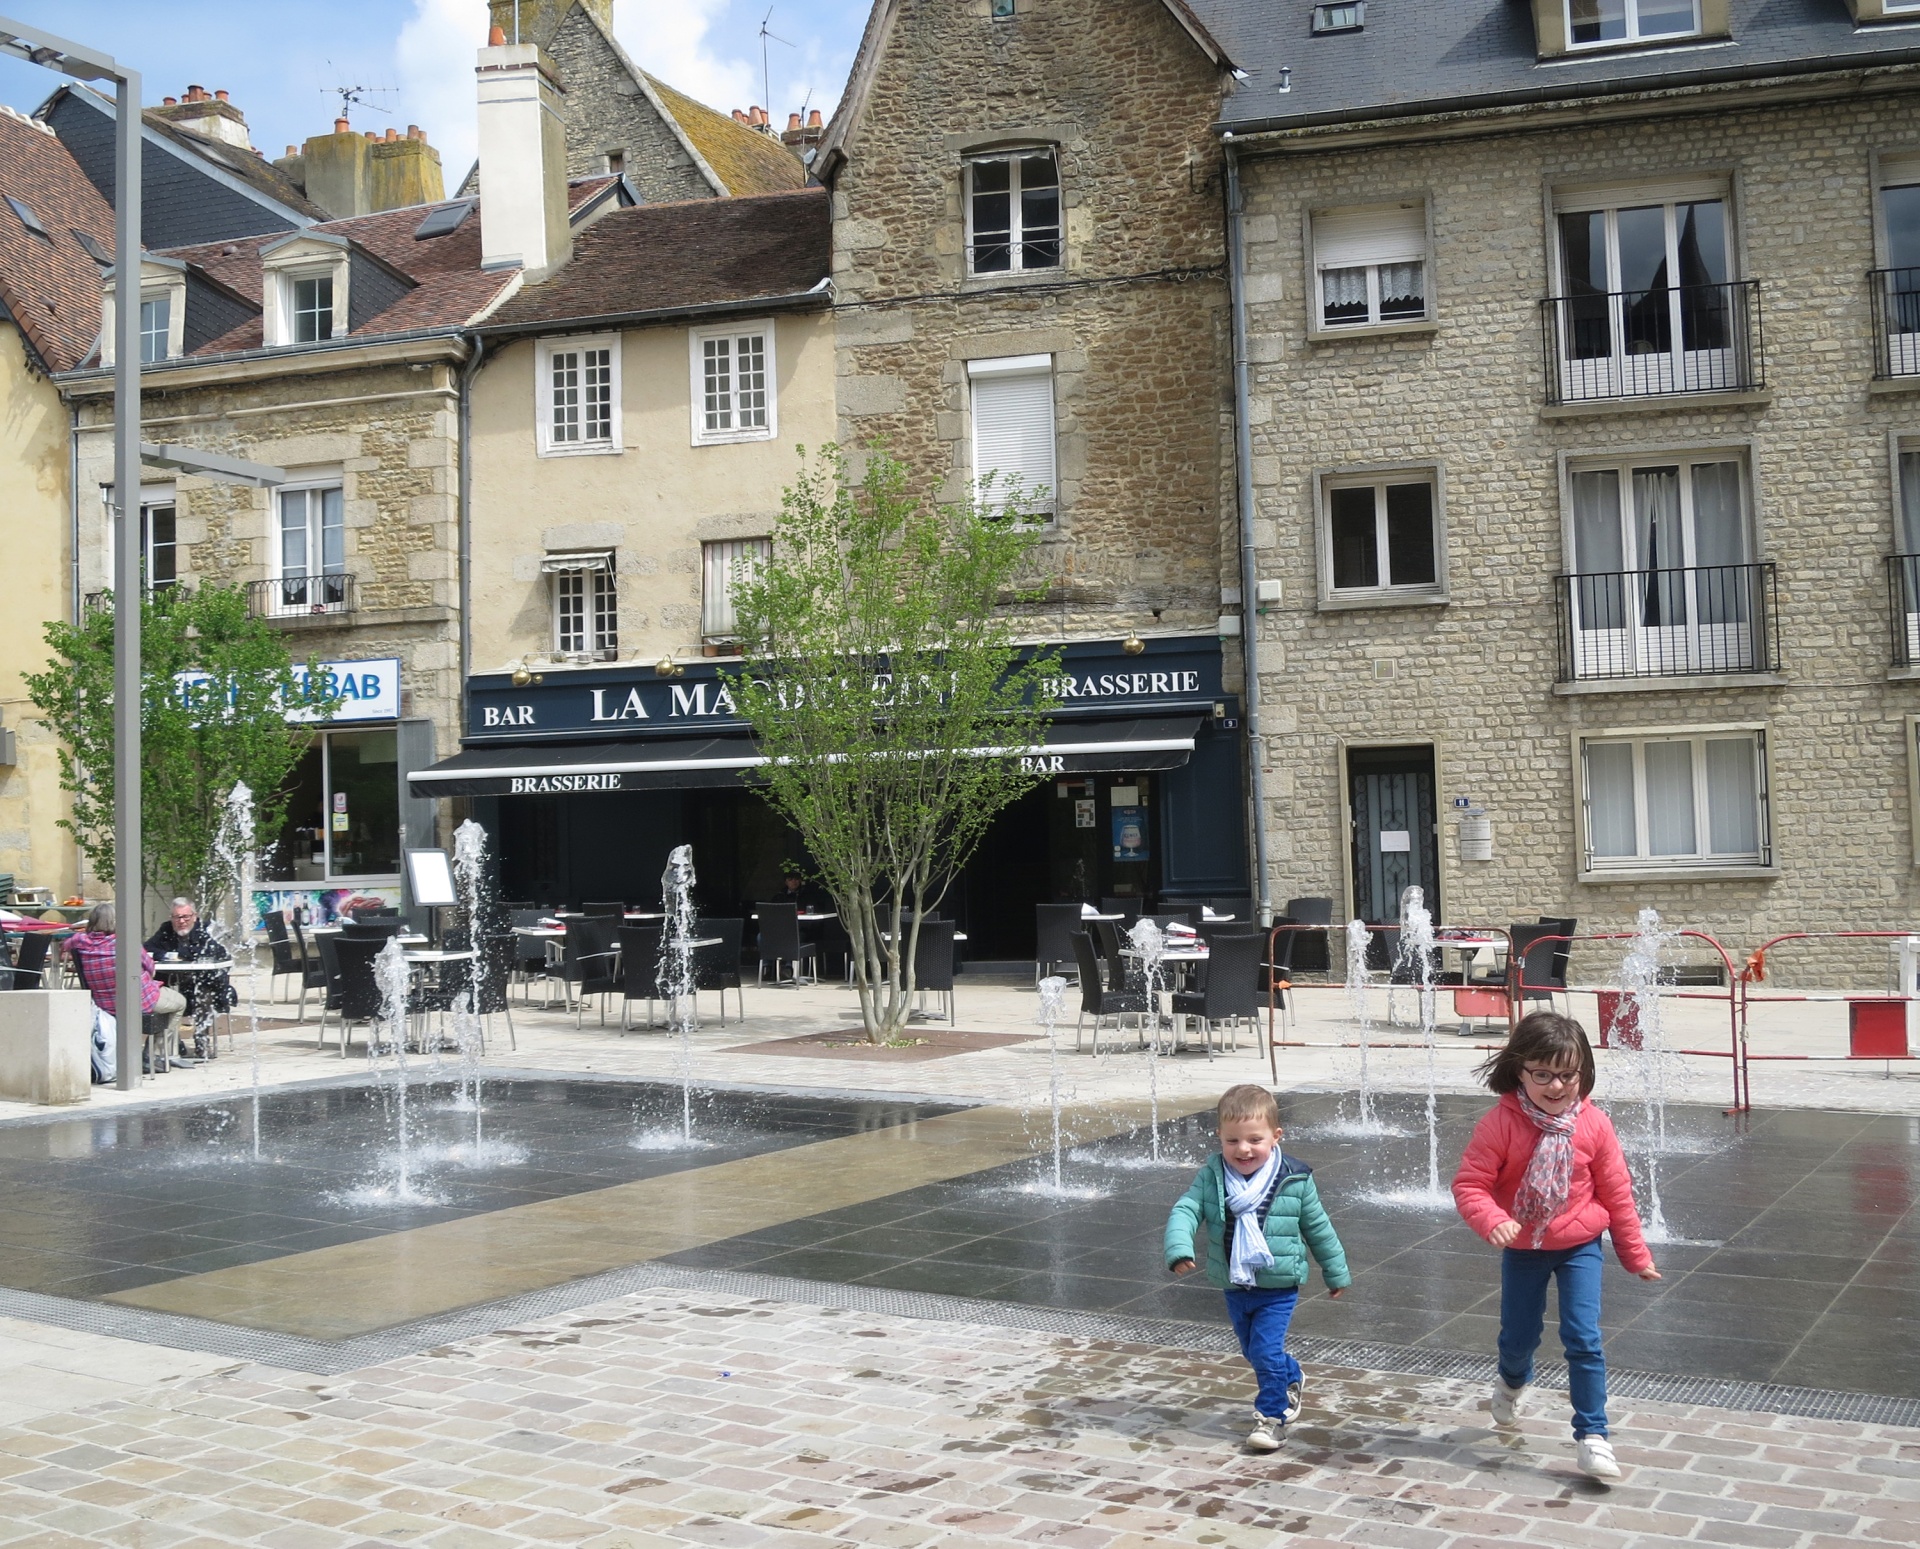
[
  {"x1": 100, "y1": 257, "x2": 187, "y2": 367},
  {"x1": 139, "y1": 294, "x2": 171, "y2": 364},
  {"x1": 1567, "y1": 0, "x2": 1698, "y2": 47},
  {"x1": 967, "y1": 150, "x2": 1061, "y2": 276},
  {"x1": 259, "y1": 232, "x2": 351, "y2": 348}
]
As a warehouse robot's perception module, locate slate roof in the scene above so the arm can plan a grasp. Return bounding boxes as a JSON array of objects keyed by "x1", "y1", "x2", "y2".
[
  {"x1": 642, "y1": 75, "x2": 809, "y2": 196},
  {"x1": 1199, "y1": 0, "x2": 1920, "y2": 133},
  {"x1": 479, "y1": 187, "x2": 830, "y2": 332},
  {"x1": 0, "y1": 106, "x2": 116, "y2": 373},
  {"x1": 139, "y1": 108, "x2": 328, "y2": 221}
]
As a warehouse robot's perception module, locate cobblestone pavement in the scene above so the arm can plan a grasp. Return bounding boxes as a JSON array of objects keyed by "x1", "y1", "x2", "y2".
[{"x1": 1, "y1": 1287, "x2": 1915, "y2": 1549}]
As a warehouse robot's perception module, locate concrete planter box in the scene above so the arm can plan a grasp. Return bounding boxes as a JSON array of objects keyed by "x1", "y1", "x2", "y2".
[{"x1": 0, "y1": 991, "x2": 93, "y2": 1104}]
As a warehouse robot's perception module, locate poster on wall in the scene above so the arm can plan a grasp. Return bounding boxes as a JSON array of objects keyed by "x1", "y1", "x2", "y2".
[
  {"x1": 1074, "y1": 798, "x2": 1096, "y2": 829},
  {"x1": 249, "y1": 886, "x2": 402, "y2": 934},
  {"x1": 1111, "y1": 807, "x2": 1148, "y2": 863}
]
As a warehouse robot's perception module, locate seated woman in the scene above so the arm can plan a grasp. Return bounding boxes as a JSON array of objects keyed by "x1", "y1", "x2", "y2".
[
  {"x1": 143, "y1": 898, "x2": 235, "y2": 1058},
  {"x1": 67, "y1": 902, "x2": 187, "y2": 1065}
]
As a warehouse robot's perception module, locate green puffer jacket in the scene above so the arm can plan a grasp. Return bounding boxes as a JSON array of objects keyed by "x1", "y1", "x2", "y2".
[{"x1": 1164, "y1": 1152, "x2": 1352, "y2": 1293}]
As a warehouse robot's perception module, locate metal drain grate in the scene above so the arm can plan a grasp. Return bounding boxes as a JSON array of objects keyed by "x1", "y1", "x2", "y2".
[{"x1": 1, "y1": 1268, "x2": 1915, "y2": 1429}]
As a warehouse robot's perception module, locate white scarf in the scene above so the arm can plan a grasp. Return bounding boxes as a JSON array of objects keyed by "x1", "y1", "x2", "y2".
[{"x1": 1223, "y1": 1151, "x2": 1281, "y2": 1286}]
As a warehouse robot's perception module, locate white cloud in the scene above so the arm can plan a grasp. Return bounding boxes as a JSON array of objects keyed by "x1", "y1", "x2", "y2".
[
  {"x1": 611, "y1": 0, "x2": 758, "y2": 117},
  {"x1": 396, "y1": 0, "x2": 487, "y2": 194}
]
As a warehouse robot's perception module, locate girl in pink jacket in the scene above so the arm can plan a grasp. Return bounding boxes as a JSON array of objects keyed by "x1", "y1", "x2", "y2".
[{"x1": 1452, "y1": 1010, "x2": 1660, "y2": 1482}]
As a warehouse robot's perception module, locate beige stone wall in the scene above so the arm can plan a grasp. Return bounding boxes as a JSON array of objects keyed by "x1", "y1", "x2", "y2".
[
  {"x1": 1239, "y1": 88, "x2": 1920, "y2": 953},
  {"x1": 0, "y1": 327, "x2": 77, "y2": 899},
  {"x1": 68, "y1": 355, "x2": 464, "y2": 824},
  {"x1": 468, "y1": 310, "x2": 837, "y2": 672},
  {"x1": 831, "y1": 0, "x2": 1235, "y2": 638}
]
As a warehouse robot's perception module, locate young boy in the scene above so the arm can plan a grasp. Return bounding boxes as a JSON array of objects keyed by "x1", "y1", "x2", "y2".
[{"x1": 1165, "y1": 1083, "x2": 1351, "y2": 1451}]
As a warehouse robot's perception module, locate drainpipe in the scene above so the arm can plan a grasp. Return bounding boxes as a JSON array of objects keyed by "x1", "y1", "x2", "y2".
[
  {"x1": 457, "y1": 336, "x2": 485, "y2": 731},
  {"x1": 68, "y1": 402, "x2": 81, "y2": 624},
  {"x1": 1224, "y1": 135, "x2": 1274, "y2": 929}
]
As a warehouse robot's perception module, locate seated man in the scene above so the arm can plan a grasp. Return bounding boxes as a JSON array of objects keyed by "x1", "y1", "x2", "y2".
[
  {"x1": 143, "y1": 898, "x2": 234, "y2": 1058},
  {"x1": 66, "y1": 902, "x2": 186, "y2": 1067}
]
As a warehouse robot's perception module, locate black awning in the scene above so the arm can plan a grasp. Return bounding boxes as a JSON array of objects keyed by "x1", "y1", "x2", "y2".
[{"x1": 408, "y1": 716, "x2": 1202, "y2": 798}]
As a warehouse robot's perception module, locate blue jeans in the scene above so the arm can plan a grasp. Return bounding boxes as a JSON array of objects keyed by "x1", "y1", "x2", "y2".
[
  {"x1": 1224, "y1": 1286, "x2": 1301, "y2": 1419},
  {"x1": 1499, "y1": 1235, "x2": 1608, "y2": 1439}
]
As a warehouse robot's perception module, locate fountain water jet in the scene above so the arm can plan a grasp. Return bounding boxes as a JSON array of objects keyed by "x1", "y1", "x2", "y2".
[
  {"x1": 1128, "y1": 918, "x2": 1168, "y2": 1163},
  {"x1": 1358, "y1": 888, "x2": 1452, "y2": 1210},
  {"x1": 1621, "y1": 906, "x2": 1680, "y2": 1241},
  {"x1": 212, "y1": 782, "x2": 265, "y2": 1159},
  {"x1": 450, "y1": 819, "x2": 489, "y2": 1153},
  {"x1": 1039, "y1": 975, "x2": 1067, "y2": 1194},
  {"x1": 654, "y1": 845, "x2": 702, "y2": 1148},
  {"x1": 368, "y1": 935, "x2": 428, "y2": 1200}
]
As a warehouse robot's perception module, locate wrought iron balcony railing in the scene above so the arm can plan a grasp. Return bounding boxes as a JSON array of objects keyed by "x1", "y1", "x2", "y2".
[
  {"x1": 246, "y1": 573, "x2": 354, "y2": 620},
  {"x1": 1554, "y1": 562, "x2": 1779, "y2": 682},
  {"x1": 1870, "y1": 268, "x2": 1920, "y2": 378},
  {"x1": 1888, "y1": 554, "x2": 1920, "y2": 667},
  {"x1": 1539, "y1": 279, "x2": 1763, "y2": 405}
]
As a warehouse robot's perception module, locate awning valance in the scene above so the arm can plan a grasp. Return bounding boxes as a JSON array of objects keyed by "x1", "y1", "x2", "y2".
[
  {"x1": 540, "y1": 549, "x2": 614, "y2": 573},
  {"x1": 408, "y1": 716, "x2": 1201, "y2": 798}
]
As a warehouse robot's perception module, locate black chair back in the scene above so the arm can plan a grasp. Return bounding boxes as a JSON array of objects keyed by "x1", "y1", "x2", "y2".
[
  {"x1": 331, "y1": 937, "x2": 388, "y2": 1021},
  {"x1": 1100, "y1": 896, "x2": 1140, "y2": 925},
  {"x1": 9, "y1": 932, "x2": 49, "y2": 990},
  {"x1": 1034, "y1": 903, "x2": 1084, "y2": 976},
  {"x1": 1537, "y1": 916, "x2": 1577, "y2": 987},
  {"x1": 694, "y1": 918, "x2": 745, "y2": 991},
  {"x1": 315, "y1": 928, "x2": 344, "y2": 1010},
  {"x1": 476, "y1": 933, "x2": 516, "y2": 1015},
  {"x1": 342, "y1": 919, "x2": 403, "y2": 941},
  {"x1": 1090, "y1": 917, "x2": 1129, "y2": 991},
  {"x1": 1259, "y1": 916, "x2": 1298, "y2": 992},
  {"x1": 1511, "y1": 923, "x2": 1570, "y2": 999},
  {"x1": 565, "y1": 917, "x2": 621, "y2": 994},
  {"x1": 1071, "y1": 931, "x2": 1105, "y2": 1014},
  {"x1": 582, "y1": 900, "x2": 625, "y2": 918},
  {"x1": 263, "y1": 911, "x2": 300, "y2": 972},
  {"x1": 1193, "y1": 931, "x2": 1263, "y2": 1022},
  {"x1": 350, "y1": 905, "x2": 400, "y2": 921},
  {"x1": 620, "y1": 924, "x2": 664, "y2": 1001},
  {"x1": 758, "y1": 901, "x2": 804, "y2": 963},
  {"x1": 1285, "y1": 896, "x2": 1334, "y2": 971},
  {"x1": 912, "y1": 919, "x2": 956, "y2": 993}
]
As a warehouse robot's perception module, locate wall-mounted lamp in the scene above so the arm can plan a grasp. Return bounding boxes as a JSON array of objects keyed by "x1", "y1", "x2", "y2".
[
  {"x1": 655, "y1": 654, "x2": 685, "y2": 678},
  {"x1": 509, "y1": 660, "x2": 543, "y2": 688},
  {"x1": 1121, "y1": 630, "x2": 1146, "y2": 657}
]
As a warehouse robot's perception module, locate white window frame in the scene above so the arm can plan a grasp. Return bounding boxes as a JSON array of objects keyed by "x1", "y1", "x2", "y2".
[
  {"x1": 102, "y1": 483, "x2": 179, "y2": 594},
  {"x1": 270, "y1": 480, "x2": 349, "y2": 617},
  {"x1": 967, "y1": 353, "x2": 1057, "y2": 525},
  {"x1": 99, "y1": 263, "x2": 186, "y2": 366},
  {"x1": 537, "y1": 334, "x2": 622, "y2": 456},
  {"x1": 544, "y1": 553, "x2": 618, "y2": 660},
  {"x1": 701, "y1": 538, "x2": 771, "y2": 643},
  {"x1": 1564, "y1": 0, "x2": 1701, "y2": 49},
  {"x1": 964, "y1": 148, "x2": 1063, "y2": 277},
  {"x1": 266, "y1": 264, "x2": 348, "y2": 346},
  {"x1": 1308, "y1": 202, "x2": 1432, "y2": 336},
  {"x1": 1576, "y1": 724, "x2": 1773, "y2": 878},
  {"x1": 259, "y1": 234, "x2": 351, "y2": 348},
  {"x1": 689, "y1": 320, "x2": 776, "y2": 446},
  {"x1": 1316, "y1": 465, "x2": 1447, "y2": 607}
]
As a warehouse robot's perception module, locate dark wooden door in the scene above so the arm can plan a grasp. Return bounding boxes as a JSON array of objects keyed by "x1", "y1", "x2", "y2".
[{"x1": 1348, "y1": 745, "x2": 1439, "y2": 924}]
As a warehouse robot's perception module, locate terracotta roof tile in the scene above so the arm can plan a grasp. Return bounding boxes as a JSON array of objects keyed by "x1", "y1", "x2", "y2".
[
  {"x1": 0, "y1": 108, "x2": 115, "y2": 372},
  {"x1": 643, "y1": 76, "x2": 809, "y2": 197},
  {"x1": 481, "y1": 187, "x2": 828, "y2": 331}
]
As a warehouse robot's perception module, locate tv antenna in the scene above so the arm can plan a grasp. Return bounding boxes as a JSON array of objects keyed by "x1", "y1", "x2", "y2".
[
  {"x1": 324, "y1": 67, "x2": 394, "y2": 124},
  {"x1": 758, "y1": 5, "x2": 794, "y2": 122}
]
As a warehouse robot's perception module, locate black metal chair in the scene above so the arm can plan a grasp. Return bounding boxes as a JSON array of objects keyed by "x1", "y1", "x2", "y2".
[
  {"x1": 1518, "y1": 921, "x2": 1573, "y2": 1010},
  {"x1": 1172, "y1": 930, "x2": 1264, "y2": 1056},
  {"x1": 342, "y1": 919, "x2": 403, "y2": 942},
  {"x1": 757, "y1": 901, "x2": 816, "y2": 985},
  {"x1": 1035, "y1": 903, "x2": 1085, "y2": 983},
  {"x1": 1536, "y1": 917, "x2": 1577, "y2": 1007},
  {"x1": 7, "y1": 932, "x2": 50, "y2": 990},
  {"x1": 264, "y1": 911, "x2": 303, "y2": 998},
  {"x1": 619, "y1": 923, "x2": 665, "y2": 1032},
  {"x1": 1285, "y1": 896, "x2": 1334, "y2": 972},
  {"x1": 912, "y1": 919, "x2": 956, "y2": 1025},
  {"x1": 474, "y1": 932, "x2": 517, "y2": 1050},
  {"x1": 287, "y1": 916, "x2": 330, "y2": 1020},
  {"x1": 313, "y1": 930, "x2": 345, "y2": 1046},
  {"x1": 1070, "y1": 930, "x2": 1147, "y2": 1053},
  {"x1": 349, "y1": 905, "x2": 400, "y2": 921},
  {"x1": 326, "y1": 936, "x2": 390, "y2": 1057},
  {"x1": 1100, "y1": 896, "x2": 1141, "y2": 926},
  {"x1": 694, "y1": 917, "x2": 745, "y2": 1023},
  {"x1": 582, "y1": 900, "x2": 626, "y2": 918},
  {"x1": 0, "y1": 934, "x2": 12, "y2": 990},
  {"x1": 1090, "y1": 917, "x2": 1130, "y2": 993},
  {"x1": 1261, "y1": 920, "x2": 1299, "y2": 1040},
  {"x1": 563, "y1": 916, "x2": 622, "y2": 1027}
]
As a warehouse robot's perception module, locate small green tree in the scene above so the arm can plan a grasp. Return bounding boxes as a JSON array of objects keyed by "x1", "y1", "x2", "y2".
[
  {"x1": 25, "y1": 585, "x2": 342, "y2": 911},
  {"x1": 726, "y1": 447, "x2": 1061, "y2": 1042}
]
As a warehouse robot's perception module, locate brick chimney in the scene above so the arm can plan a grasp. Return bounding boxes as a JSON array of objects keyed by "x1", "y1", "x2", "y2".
[
  {"x1": 274, "y1": 116, "x2": 445, "y2": 217},
  {"x1": 150, "y1": 83, "x2": 254, "y2": 150},
  {"x1": 475, "y1": 25, "x2": 571, "y2": 279},
  {"x1": 782, "y1": 108, "x2": 825, "y2": 154}
]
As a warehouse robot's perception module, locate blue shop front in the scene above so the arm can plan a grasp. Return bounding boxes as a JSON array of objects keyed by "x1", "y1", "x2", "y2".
[{"x1": 411, "y1": 637, "x2": 1249, "y2": 961}]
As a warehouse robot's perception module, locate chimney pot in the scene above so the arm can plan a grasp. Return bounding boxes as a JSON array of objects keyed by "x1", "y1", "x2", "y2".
[
  {"x1": 385, "y1": 126, "x2": 399, "y2": 141},
  {"x1": 787, "y1": 112, "x2": 801, "y2": 130},
  {"x1": 407, "y1": 123, "x2": 423, "y2": 140},
  {"x1": 215, "y1": 89, "x2": 229, "y2": 102},
  {"x1": 808, "y1": 108, "x2": 822, "y2": 128},
  {"x1": 285, "y1": 144, "x2": 298, "y2": 157},
  {"x1": 488, "y1": 23, "x2": 505, "y2": 44},
  {"x1": 365, "y1": 130, "x2": 378, "y2": 140},
  {"x1": 187, "y1": 84, "x2": 204, "y2": 101},
  {"x1": 732, "y1": 109, "x2": 748, "y2": 123},
  {"x1": 334, "y1": 116, "x2": 351, "y2": 134},
  {"x1": 162, "y1": 96, "x2": 177, "y2": 105}
]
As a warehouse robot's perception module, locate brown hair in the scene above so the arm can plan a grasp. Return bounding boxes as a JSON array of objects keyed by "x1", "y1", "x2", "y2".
[
  {"x1": 1217, "y1": 1083, "x2": 1281, "y2": 1129},
  {"x1": 1475, "y1": 1010, "x2": 1596, "y2": 1097}
]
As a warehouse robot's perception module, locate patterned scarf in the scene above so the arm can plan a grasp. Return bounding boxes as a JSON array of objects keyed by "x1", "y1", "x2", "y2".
[
  {"x1": 1223, "y1": 1150, "x2": 1281, "y2": 1286},
  {"x1": 1510, "y1": 1090, "x2": 1582, "y2": 1248}
]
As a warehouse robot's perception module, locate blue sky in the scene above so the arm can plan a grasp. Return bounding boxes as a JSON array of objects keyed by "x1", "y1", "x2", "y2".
[{"x1": 0, "y1": 1, "x2": 868, "y2": 191}]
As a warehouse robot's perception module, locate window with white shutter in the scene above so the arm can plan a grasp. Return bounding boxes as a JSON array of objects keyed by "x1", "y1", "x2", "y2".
[
  {"x1": 702, "y1": 538, "x2": 771, "y2": 642},
  {"x1": 1312, "y1": 203, "x2": 1429, "y2": 329},
  {"x1": 536, "y1": 335, "x2": 622, "y2": 455},
  {"x1": 690, "y1": 320, "x2": 778, "y2": 445},
  {"x1": 968, "y1": 354, "x2": 1056, "y2": 523}
]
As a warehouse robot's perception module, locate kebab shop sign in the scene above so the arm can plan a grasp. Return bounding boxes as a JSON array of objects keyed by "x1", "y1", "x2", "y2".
[{"x1": 174, "y1": 658, "x2": 400, "y2": 724}]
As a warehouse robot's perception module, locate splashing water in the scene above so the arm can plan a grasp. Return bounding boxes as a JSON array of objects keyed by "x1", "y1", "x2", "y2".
[
  {"x1": 1396, "y1": 887, "x2": 1450, "y2": 1206},
  {"x1": 1621, "y1": 906, "x2": 1678, "y2": 1241},
  {"x1": 660, "y1": 845, "x2": 699, "y2": 1146},
  {"x1": 213, "y1": 782, "x2": 265, "y2": 1159},
  {"x1": 451, "y1": 819, "x2": 490, "y2": 1152},
  {"x1": 1347, "y1": 918, "x2": 1376, "y2": 1129},
  {"x1": 1128, "y1": 918, "x2": 1168, "y2": 1163},
  {"x1": 371, "y1": 936, "x2": 425, "y2": 1200},
  {"x1": 1037, "y1": 975, "x2": 1068, "y2": 1195}
]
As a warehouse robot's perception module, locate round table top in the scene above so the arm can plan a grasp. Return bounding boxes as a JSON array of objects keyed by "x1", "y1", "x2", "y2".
[
  {"x1": 404, "y1": 949, "x2": 476, "y2": 963},
  {"x1": 152, "y1": 957, "x2": 229, "y2": 972},
  {"x1": 1437, "y1": 935, "x2": 1508, "y2": 950},
  {"x1": 751, "y1": 911, "x2": 837, "y2": 921}
]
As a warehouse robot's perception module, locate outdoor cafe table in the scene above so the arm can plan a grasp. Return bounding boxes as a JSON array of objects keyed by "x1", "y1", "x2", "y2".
[{"x1": 750, "y1": 911, "x2": 837, "y2": 921}]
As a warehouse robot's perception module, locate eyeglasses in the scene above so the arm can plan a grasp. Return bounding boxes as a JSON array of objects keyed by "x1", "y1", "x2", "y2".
[{"x1": 1521, "y1": 1067, "x2": 1579, "y2": 1089}]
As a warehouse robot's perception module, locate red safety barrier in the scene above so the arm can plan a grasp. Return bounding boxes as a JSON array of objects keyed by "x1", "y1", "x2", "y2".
[{"x1": 1736, "y1": 932, "x2": 1920, "y2": 1090}]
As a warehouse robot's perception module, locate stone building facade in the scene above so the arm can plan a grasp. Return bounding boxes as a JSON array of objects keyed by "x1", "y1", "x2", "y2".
[{"x1": 1217, "y1": 0, "x2": 1920, "y2": 953}]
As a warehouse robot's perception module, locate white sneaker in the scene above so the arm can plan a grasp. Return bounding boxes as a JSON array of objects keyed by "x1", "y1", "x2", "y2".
[
  {"x1": 1576, "y1": 1436, "x2": 1621, "y2": 1481},
  {"x1": 1280, "y1": 1378, "x2": 1304, "y2": 1425},
  {"x1": 1244, "y1": 1414, "x2": 1282, "y2": 1453},
  {"x1": 1489, "y1": 1377, "x2": 1525, "y2": 1425}
]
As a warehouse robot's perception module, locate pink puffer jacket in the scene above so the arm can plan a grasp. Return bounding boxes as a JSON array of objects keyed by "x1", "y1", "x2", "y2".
[{"x1": 1451, "y1": 1093, "x2": 1653, "y2": 1273}]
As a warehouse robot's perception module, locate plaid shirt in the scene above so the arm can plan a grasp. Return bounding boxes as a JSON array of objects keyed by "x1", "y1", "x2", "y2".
[{"x1": 66, "y1": 931, "x2": 161, "y2": 1015}]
